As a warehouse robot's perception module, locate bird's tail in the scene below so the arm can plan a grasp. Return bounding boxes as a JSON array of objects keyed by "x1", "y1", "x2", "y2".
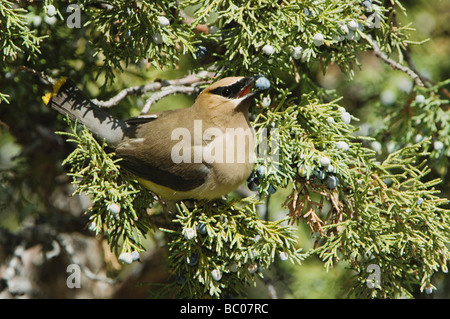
[{"x1": 43, "y1": 78, "x2": 128, "y2": 147}]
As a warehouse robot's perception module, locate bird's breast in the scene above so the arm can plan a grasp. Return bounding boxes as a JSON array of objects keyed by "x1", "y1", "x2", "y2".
[
  {"x1": 199, "y1": 127, "x2": 255, "y2": 197},
  {"x1": 201, "y1": 127, "x2": 255, "y2": 165}
]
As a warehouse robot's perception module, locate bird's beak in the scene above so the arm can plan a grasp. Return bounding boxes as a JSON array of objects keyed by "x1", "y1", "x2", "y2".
[
  {"x1": 235, "y1": 75, "x2": 266, "y2": 99},
  {"x1": 236, "y1": 77, "x2": 256, "y2": 99}
]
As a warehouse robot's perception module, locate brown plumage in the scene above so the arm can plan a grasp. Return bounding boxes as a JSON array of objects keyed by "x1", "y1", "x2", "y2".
[{"x1": 47, "y1": 76, "x2": 263, "y2": 200}]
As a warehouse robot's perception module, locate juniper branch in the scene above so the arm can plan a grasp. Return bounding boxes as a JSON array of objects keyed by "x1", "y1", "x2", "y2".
[
  {"x1": 16, "y1": 65, "x2": 56, "y2": 85},
  {"x1": 364, "y1": 34, "x2": 424, "y2": 87},
  {"x1": 141, "y1": 85, "x2": 197, "y2": 113},
  {"x1": 91, "y1": 71, "x2": 215, "y2": 109},
  {"x1": 92, "y1": 82, "x2": 165, "y2": 108}
]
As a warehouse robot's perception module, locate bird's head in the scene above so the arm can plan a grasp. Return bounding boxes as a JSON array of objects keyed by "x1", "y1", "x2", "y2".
[{"x1": 195, "y1": 76, "x2": 269, "y2": 111}]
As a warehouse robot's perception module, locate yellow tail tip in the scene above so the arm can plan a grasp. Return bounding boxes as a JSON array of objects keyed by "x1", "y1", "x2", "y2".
[
  {"x1": 42, "y1": 92, "x2": 53, "y2": 105},
  {"x1": 53, "y1": 77, "x2": 67, "y2": 94},
  {"x1": 41, "y1": 77, "x2": 68, "y2": 105}
]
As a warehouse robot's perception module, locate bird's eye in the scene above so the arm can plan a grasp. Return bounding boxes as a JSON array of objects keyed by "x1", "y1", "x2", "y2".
[
  {"x1": 209, "y1": 85, "x2": 234, "y2": 98},
  {"x1": 222, "y1": 88, "x2": 231, "y2": 97}
]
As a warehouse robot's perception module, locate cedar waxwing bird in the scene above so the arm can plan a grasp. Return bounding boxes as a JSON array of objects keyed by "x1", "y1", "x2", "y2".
[{"x1": 44, "y1": 76, "x2": 269, "y2": 200}]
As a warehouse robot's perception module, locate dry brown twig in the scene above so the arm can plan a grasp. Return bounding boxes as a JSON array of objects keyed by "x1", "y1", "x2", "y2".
[{"x1": 284, "y1": 177, "x2": 346, "y2": 238}]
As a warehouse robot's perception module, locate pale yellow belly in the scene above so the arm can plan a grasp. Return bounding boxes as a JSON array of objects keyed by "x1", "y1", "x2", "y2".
[{"x1": 138, "y1": 128, "x2": 255, "y2": 200}]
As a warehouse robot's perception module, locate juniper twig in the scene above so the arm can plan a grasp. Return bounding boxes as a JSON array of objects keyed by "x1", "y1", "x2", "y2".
[
  {"x1": 364, "y1": 35, "x2": 424, "y2": 87},
  {"x1": 91, "y1": 71, "x2": 215, "y2": 110}
]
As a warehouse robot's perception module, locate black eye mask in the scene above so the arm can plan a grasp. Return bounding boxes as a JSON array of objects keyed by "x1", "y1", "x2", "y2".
[{"x1": 209, "y1": 77, "x2": 254, "y2": 99}]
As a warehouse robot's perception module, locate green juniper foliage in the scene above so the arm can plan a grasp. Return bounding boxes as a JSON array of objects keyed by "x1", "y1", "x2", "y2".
[
  {"x1": 73, "y1": 0, "x2": 199, "y2": 80},
  {"x1": 311, "y1": 140, "x2": 449, "y2": 298},
  {"x1": 57, "y1": 118, "x2": 155, "y2": 256},
  {"x1": 1, "y1": 0, "x2": 449, "y2": 298},
  {"x1": 160, "y1": 199, "x2": 305, "y2": 298},
  {"x1": 0, "y1": 1, "x2": 44, "y2": 63},
  {"x1": 373, "y1": 80, "x2": 450, "y2": 178},
  {"x1": 0, "y1": 0, "x2": 44, "y2": 102},
  {"x1": 59, "y1": 118, "x2": 306, "y2": 298}
]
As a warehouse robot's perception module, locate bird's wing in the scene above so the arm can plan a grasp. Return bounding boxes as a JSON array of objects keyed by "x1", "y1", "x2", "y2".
[
  {"x1": 116, "y1": 153, "x2": 210, "y2": 191},
  {"x1": 117, "y1": 110, "x2": 210, "y2": 192},
  {"x1": 124, "y1": 114, "x2": 159, "y2": 125}
]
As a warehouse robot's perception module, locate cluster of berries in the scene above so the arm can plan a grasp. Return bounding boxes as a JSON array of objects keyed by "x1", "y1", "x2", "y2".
[
  {"x1": 247, "y1": 166, "x2": 277, "y2": 195},
  {"x1": 177, "y1": 227, "x2": 291, "y2": 285},
  {"x1": 298, "y1": 155, "x2": 340, "y2": 190}
]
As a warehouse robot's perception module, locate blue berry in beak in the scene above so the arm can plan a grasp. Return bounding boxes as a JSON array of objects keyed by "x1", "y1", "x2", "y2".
[{"x1": 255, "y1": 76, "x2": 270, "y2": 91}]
